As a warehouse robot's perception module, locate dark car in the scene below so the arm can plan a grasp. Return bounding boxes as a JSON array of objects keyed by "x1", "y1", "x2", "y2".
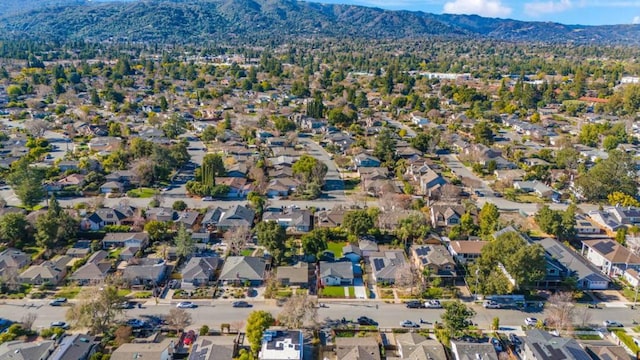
[
  {"x1": 406, "y1": 301, "x2": 424, "y2": 309},
  {"x1": 357, "y1": 316, "x2": 378, "y2": 326},
  {"x1": 232, "y1": 301, "x2": 252, "y2": 308}
]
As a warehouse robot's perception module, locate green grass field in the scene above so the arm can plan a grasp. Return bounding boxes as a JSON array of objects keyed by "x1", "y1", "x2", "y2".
[
  {"x1": 327, "y1": 242, "x2": 346, "y2": 258},
  {"x1": 321, "y1": 286, "x2": 347, "y2": 298},
  {"x1": 126, "y1": 187, "x2": 157, "y2": 198}
]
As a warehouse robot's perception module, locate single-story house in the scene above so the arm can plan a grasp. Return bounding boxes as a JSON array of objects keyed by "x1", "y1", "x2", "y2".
[
  {"x1": 0, "y1": 248, "x2": 30, "y2": 277},
  {"x1": 263, "y1": 208, "x2": 313, "y2": 232},
  {"x1": 447, "y1": 241, "x2": 488, "y2": 264},
  {"x1": 122, "y1": 258, "x2": 168, "y2": 287},
  {"x1": 99, "y1": 181, "x2": 124, "y2": 194},
  {"x1": 395, "y1": 333, "x2": 447, "y2": 360},
  {"x1": 218, "y1": 256, "x2": 266, "y2": 286},
  {"x1": 319, "y1": 261, "x2": 354, "y2": 286},
  {"x1": 19, "y1": 255, "x2": 72, "y2": 286},
  {"x1": 341, "y1": 244, "x2": 362, "y2": 263},
  {"x1": 411, "y1": 244, "x2": 456, "y2": 278},
  {"x1": 369, "y1": 250, "x2": 406, "y2": 284},
  {"x1": 201, "y1": 205, "x2": 255, "y2": 231},
  {"x1": 354, "y1": 153, "x2": 382, "y2": 168},
  {"x1": 513, "y1": 180, "x2": 554, "y2": 198},
  {"x1": 69, "y1": 250, "x2": 112, "y2": 285},
  {"x1": 181, "y1": 257, "x2": 222, "y2": 287},
  {"x1": 102, "y1": 232, "x2": 149, "y2": 250},
  {"x1": 276, "y1": 262, "x2": 309, "y2": 288}
]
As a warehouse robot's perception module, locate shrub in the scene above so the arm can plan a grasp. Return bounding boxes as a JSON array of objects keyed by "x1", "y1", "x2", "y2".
[{"x1": 199, "y1": 325, "x2": 210, "y2": 336}]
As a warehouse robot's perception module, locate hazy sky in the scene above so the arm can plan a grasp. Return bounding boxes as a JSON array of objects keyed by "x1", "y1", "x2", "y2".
[{"x1": 306, "y1": 0, "x2": 640, "y2": 26}]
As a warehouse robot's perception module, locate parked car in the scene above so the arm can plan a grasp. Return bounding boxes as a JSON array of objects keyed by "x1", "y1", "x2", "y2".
[
  {"x1": 509, "y1": 333, "x2": 521, "y2": 345},
  {"x1": 524, "y1": 318, "x2": 538, "y2": 326},
  {"x1": 424, "y1": 300, "x2": 442, "y2": 308},
  {"x1": 176, "y1": 302, "x2": 197, "y2": 309},
  {"x1": 483, "y1": 300, "x2": 501, "y2": 309},
  {"x1": 232, "y1": 301, "x2": 252, "y2": 308},
  {"x1": 603, "y1": 320, "x2": 623, "y2": 327},
  {"x1": 400, "y1": 320, "x2": 420, "y2": 328},
  {"x1": 202, "y1": 196, "x2": 214, "y2": 201},
  {"x1": 406, "y1": 301, "x2": 424, "y2": 309},
  {"x1": 357, "y1": 316, "x2": 378, "y2": 326},
  {"x1": 53, "y1": 297, "x2": 67, "y2": 303},
  {"x1": 50, "y1": 321, "x2": 70, "y2": 330}
]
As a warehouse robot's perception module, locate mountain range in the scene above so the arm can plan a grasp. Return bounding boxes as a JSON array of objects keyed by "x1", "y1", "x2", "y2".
[{"x1": 0, "y1": 0, "x2": 639, "y2": 45}]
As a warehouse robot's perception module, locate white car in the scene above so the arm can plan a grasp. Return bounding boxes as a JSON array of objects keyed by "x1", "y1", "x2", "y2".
[
  {"x1": 50, "y1": 321, "x2": 70, "y2": 330},
  {"x1": 424, "y1": 300, "x2": 443, "y2": 308},
  {"x1": 603, "y1": 320, "x2": 623, "y2": 327},
  {"x1": 483, "y1": 300, "x2": 501, "y2": 309},
  {"x1": 176, "y1": 302, "x2": 197, "y2": 309},
  {"x1": 400, "y1": 320, "x2": 420, "y2": 328},
  {"x1": 524, "y1": 317, "x2": 538, "y2": 326}
]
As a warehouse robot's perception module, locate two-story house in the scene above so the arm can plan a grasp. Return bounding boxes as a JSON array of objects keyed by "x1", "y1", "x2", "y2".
[{"x1": 582, "y1": 239, "x2": 640, "y2": 277}]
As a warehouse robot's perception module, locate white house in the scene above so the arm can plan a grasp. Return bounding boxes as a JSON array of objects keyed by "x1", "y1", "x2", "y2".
[
  {"x1": 582, "y1": 239, "x2": 640, "y2": 277},
  {"x1": 259, "y1": 329, "x2": 303, "y2": 360}
]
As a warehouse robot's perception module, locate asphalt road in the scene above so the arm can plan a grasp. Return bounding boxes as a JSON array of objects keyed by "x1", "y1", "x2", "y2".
[
  {"x1": 298, "y1": 138, "x2": 347, "y2": 203},
  {"x1": 0, "y1": 299, "x2": 634, "y2": 333}
]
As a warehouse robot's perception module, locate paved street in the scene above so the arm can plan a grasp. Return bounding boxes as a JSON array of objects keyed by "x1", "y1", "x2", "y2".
[
  {"x1": 298, "y1": 138, "x2": 346, "y2": 203},
  {"x1": 0, "y1": 298, "x2": 635, "y2": 332}
]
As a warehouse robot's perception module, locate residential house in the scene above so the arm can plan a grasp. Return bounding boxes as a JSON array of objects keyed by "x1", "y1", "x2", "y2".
[
  {"x1": 319, "y1": 261, "x2": 354, "y2": 286},
  {"x1": 102, "y1": 232, "x2": 149, "y2": 249},
  {"x1": 394, "y1": 333, "x2": 447, "y2": 360},
  {"x1": 181, "y1": 256, "x2": 221, "y2": 287},
  {"x1": 449, "y1": 341, "x2": 498, "y2": 360},
  {"x1": 104, "y1": 170, "x2": 137, "y2": 186},
  {"x1": 411, "y1": 245, "x2": 456, "y2": 279},
  {"x1": 607, "y1": 205, "x2": 640, "y2": 225},
  {"x1": 584, "y1": 344, "x2": 632, "y2": 360},
  {"x1": 218, "y1": 256, "x2": 266, "y2": 286},
  {"x1": 575, "y1": 214, "x2": 601, "y2": 234},
  {"x1": 69, "y1": 250, "x2": 112, "y2": 285},
  {"x1": 335, "y1": 337, "x2": 381, "y2": 360},
  {"x1": 587, "y1": 210, "x2": 625, "y2": 232},
  {"x1": 268, "y1": 165, "x2": 293, "y2": 179},
  {"x1": 48, "y1": 334, "x2": 98, "y2": 360},
  {"x1": 259, "y1": 329, "x2": 303, "y2": 360},
  {"x1": 410, "y1": 113, "x2": 430, "y2": 128},
  {"x1": 188, "y1": 335, "x2": 239, "y2": 360},
  {"x1": 276, "y1": 262, "x2": 309, "y2": 288},
  {"x1": 342, "y1": 244, "x2": 362, "y2": 263},
  {"x1": 354, "y1": 153, "x2": 382, "y2": 168},
  {"x1": 522, "y1": 330, "x2": 591, "y2": 360},
  {"x1": 316, "y1": 206, "x2": 347, "y2": 228},
  {"x1": 0, "y1": 248, "x2": 30, "y2": 277},
  {"x1": 581, "y1": 239, "x2": 640, "y2": 277},
  {"x1": 494, "y1": 169, "x2": 526, "y2": 182},
  {"x1": 359, "y1": 237, "x2": 380, "y2": 257},
  {"x1": 215, "y1": 177, "x2": 252, "y2": 198},
  {"x1": 81, "y1": 208, "x2": 129, "y2": 231},
  {"x1": 358, "y1": 166, "x2": 389, "y2": 180},
  {"x1": 447, "y1": 241, "x2": 488, "y2": 264},
  {"x1": 55, "y1": 173, "x2": 85, "y2": 189},
  {"x1": 226, "y1": 163, "x2": 248, "y2": 178},
  {"x1": 513, "y1": 180, "x2": 555, "y2": 198},
  {"x1": 122, "y1": 258, "x2": 168, "y2": 287},
  {"x1": 0, "y1": 340, "x2": 55, "y2": 360},
  {"x1": 266, "y1": 178, "x2": 299, "y2": 198},
  {"x1": 369, "y1": 250, "x2": 406, "y2": 284},
  {"x1": 201, "y1": 205, "x2": 255, "y2": 231},
  {"x1": 87, "y1": 136, "x2": 121, "y2": 153},
  {"x1": 535, "y1": 237, "x2": 609, "y2": 290},
  {"x1": 419, "y1": 169, "x2": 447, "y2": 196},
  {"x1": 263, "y1": 208, "x2": 313, "y2": 232},
  {"x1": 624, "y1": 268, "x2": 640, "y2": 288},
  {"x1": 175, "y1": 211, "x2": 200, "y2": 231},
  {"x1": 110, "y1": 338, "x2": 176, "y2": 360},
  {"x1": 57, "y1": 160, "x2": 80, "y2": 172},
  {"x1": 430, "y1": 204, "x2": 466, "y2": 227},
  {"x1": 323, "y1": 132, "x2": 355, "y2": 152},
  {"x1": 99, "y1": 181, "x2": 124, "y2": 194},
  {"x1": 146, "y1": 207, "x2": 178, "y2": 222},
  {"x1": 19, "y1": 255, "x2": 72, "y2": 285}
]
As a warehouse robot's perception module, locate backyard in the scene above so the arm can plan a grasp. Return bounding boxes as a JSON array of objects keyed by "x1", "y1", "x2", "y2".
[{"x1": 326, "y1": 242, "x2": 346, "y2": 258}]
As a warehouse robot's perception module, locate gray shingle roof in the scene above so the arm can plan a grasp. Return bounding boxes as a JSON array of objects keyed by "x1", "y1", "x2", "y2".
[{"x1": 219, "y1": 256, "x2": 266, "y2": 281}]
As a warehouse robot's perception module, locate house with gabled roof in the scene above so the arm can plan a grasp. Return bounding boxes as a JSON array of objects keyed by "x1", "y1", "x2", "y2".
[
  {"x1": 447, "y1": 241, "x2": 488, "y2": 264},
  {"x1": 581, "y1": 238, "x2": 640, "y2": 277},
  {"x1": 535, "y1": 237, "x2": 609, "y2": 290},
  {"x1": 319, "y1": 261, "x2": 354, "y2": 286},
  {"x1": 219, "y1": 256, "x2": 266, "y2": 286},
  {"x1": 122, "y1": 258, "x2": 168, "y2": 287},
  {"x1": 19, "y1": 255, "x2": 72, "y2": 285},
  {"x1": 201, "y1": 205, "x2": 255, "y2": 231},
  {"x1": 369, "y1": 250, "x2": 406, "y2": 284},
  {"x1": 335, "y1": 337, "x2": 380, "y2": 360},
  {"x1": 354, "y1": 153, "x2": 382, "y2": 168},
  {"x1": 81, "y1": 208, "x2": 129, "y2": 231},
  {"x1": 263, "y1": 208, "x2": 313, "y2": 232},
  {"x1": 181, "y1": 256, "x2": 221, "y2": 287},
  {"x1": 276, "y1": 262, "x2": 309, "y2": 288},
  {"x1": 69, "y1": 250, "x2": 112, "y2": 285},
  {"x1": 450, "y1": 341, "x2": 498, "y2": 360},
  {"x1": 0, "y1": 248, "x2": 30, "y2": 278},
  {"x1": 411, "y1": 244, "x2": 456, "y2": 279},
  {"x1": 394, "y1": 333, "x2": 447, "y2": 360},
  {"x1": 102, "y1": 232, "x2": 149, "y2": 250},
  {"x1": 429, "y1": 203, "x2": 466, "y2": 227},
  {"x1": 522, "y1": 330, "x2": 591, "y2": 360},
  {"x1": 316, "y1": 206, "x2": 347, "y2": 228}
]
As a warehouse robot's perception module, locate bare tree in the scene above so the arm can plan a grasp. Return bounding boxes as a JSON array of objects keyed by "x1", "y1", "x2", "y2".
[
  {"x1": 277, "y1": 294, "x2": 318, "y2": 329},
  {"x1": 576, "y1": 306, "x2": 593, "y2": 327},
  {"x1": 395, "y1": 264, "x2": 419, "y2": 295},
  {"x1": 546, "y1": 292, "x2": 575, "y2": 334},
  {"x1": 130, "y1": 157, "x2": 155, "y2": 187},
  {"x1": 21, "y1": 313, "x2": 37, "y2": 331},
  {"x1": 440, "y1": 184, "x2": 461, "y2": 202},
  {"x1": 166, "y1": 308, "x2": 192, "y2": 332},
  {"x1": 25, "y1": 119, "x2": 50, "y2": 138},
  {"x1": 223, "y1": 225, "x2": 251, "y2": 256}
]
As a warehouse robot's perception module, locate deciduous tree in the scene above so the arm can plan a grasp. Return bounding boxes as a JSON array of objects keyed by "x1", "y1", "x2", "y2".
[
  {"x1": 246, "y1": 311, "x2": 275, "y2": 356},
  {"x1": 440, "y1": 302, "x2": 475, "y2": 336}
]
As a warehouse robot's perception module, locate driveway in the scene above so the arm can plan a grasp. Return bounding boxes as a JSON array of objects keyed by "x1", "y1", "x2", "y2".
[{"x1": 353, "y1": 278, "x2": 367, "y2": 300}]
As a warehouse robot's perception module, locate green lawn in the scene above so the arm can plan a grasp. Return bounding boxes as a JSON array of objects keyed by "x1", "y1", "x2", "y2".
[
  {"x1": 126, "y1": 187, "x2": 157, "y2": 198},
  {"x1": 327, "y1": 242, "x2": 346, "y2": 258},
  {"x1": 56, "y1": 287, "x2": 81, "y2": 299},
  {"x1": 348, "y1": 286, "x2": 355, "y2": 298},
  {"x1": 117, "y1": 289, "x2": 132, "y2": 297},
  {"x1": 612, "y1": 330, "x2": 640, "y2": 353},
  {"x1": 321, "y1": 286, "x2": 347, "y2": 298},
  {"x1": 241, "y1": 248, "x2": 255, "y2": 256}
]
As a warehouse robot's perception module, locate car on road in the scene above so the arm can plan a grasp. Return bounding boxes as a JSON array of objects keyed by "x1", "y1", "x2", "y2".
[
  {"x1": 232, "y1": 301, "x2": 252, "y2": 308},
  {"x1": 483, "y1": 300, "x2": 501, "y2": 309},
  {"x1": 357, "y1": 316, "x2": 378, "y2": 326},
  {"x1": 400, "y1": 320, "x2": 420, "y2": 328},
  {"x1": 603, "y1": 320, "x2": 623, "y2": 327},
  {"x1": 53, "y1": 297, "x2": 67, "y2": 303},
  {"x1": 524, "y1": 318, "x2": 538, "y2": 326},
  {"x1": 202, "y1": 196, "x2": 214, "y2": 201},
  {"x1": 176, "y1": 302, "x2": 197, "y2": 309},
  {"x1": 406, "y1": 301, "x2": 424, "y2": 309},
  {"x1": 49, "y1": 300, "x2": 65, "y2": 306},
  {"x1": 50, "y1": 321, "x2": 70, "y2": 330},
  {"x1": 424, "y1": 300, "x2": 442, "y2": 308}
]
